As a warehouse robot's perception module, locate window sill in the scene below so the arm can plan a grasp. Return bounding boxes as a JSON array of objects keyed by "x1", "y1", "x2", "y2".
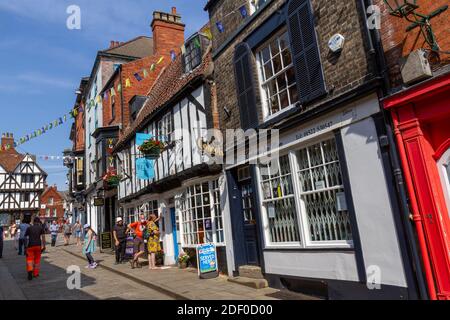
[
  {"x1": 259, "y1": 102, "x2": 301, "y2": 129},
  {"x1": 263, "y1": 245, "x2": 354, "y2": 252}
]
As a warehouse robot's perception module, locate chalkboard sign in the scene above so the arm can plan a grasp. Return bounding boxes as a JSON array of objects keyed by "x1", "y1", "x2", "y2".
[
  {"x1": 197, "y1": 243, "x2": 219, "y2": 279},
  {"x1": 100, "y1": 232, "x2": 112, "y2": 250}
]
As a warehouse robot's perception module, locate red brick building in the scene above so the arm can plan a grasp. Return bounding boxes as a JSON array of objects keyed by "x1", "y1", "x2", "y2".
[
  {"x1": 39, "y1": 185, "x2": 65, "y2": 223},
  {"x1": 376, "y1": 0, "x2": 450, "y2": 299}
]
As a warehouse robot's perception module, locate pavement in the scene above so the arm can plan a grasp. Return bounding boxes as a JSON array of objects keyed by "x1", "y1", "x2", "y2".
[{"x1": 0, "y1": 235, "x2": 315, "y2": 300}]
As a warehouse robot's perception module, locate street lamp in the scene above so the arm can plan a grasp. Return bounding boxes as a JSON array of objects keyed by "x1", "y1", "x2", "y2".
[{"x1": 383, "y1": 0, "x2": 448, "y2": 51}]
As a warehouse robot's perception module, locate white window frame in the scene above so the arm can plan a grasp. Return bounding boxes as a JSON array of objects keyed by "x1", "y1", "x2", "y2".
[
  {"x1": 255, "y1": 29, "x2": 297, "y2": 122},
  {"x1": 437, "y1": 148, "x2": 450, "y2": 217},
  {"x1": 256, "y1": 134, "x2": 354, "y2": 249},
  {"x1": 176, "y1": 179, "x2": 225, "y2": 248}
]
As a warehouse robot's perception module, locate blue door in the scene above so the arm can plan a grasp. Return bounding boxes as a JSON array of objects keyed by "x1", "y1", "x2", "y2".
[{"x1": 170, "y1": 208, "x2": 179, "y2": 261}]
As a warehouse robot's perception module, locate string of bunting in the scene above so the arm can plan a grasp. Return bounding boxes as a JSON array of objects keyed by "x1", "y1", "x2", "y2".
[{"x1": 214, "y1": 0, "x2": 257, "y2": 34}]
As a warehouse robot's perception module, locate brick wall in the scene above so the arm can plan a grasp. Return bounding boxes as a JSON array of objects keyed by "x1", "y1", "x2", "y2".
[
  {"x1": 39, "y1": 187, "x2": 65, "y2": 222},
  {"x1": 207, "y1": 0, "x2": 376, "y2": 132},
  {"x1": 374, "y1": 0, "x2": 450, "y2": 89},
  {"x1": 74, "y1": 102, "x2": 85, "y2": 152}
]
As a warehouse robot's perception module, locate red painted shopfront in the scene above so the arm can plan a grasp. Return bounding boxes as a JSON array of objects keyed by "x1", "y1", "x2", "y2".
[{"x1": 384, "y1": 72, "x2": 450, "y2": 300}]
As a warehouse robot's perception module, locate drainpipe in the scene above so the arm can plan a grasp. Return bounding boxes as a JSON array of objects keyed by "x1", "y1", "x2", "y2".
[
  {"x1": 391, "y1": 112, "x2": 437, "y2": 300},
  {"x1": 362, "y1": 0, "x2": 430, "y2": 299}
]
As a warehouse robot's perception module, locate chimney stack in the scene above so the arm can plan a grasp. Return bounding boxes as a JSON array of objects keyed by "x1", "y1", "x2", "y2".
[
  {"x1": 1, "y1": 133, "x2": 15, "y2": 152},
  {"x1": 151, "y1": 7, "x2": 185, "y2": 55}
]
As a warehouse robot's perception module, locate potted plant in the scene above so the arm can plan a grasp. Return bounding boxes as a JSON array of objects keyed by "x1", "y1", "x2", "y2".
[
  {"x1": 103, "y1": 172, "x2": 122, "y2": 187},
  {"x1": 138, "y1": 138, "x2": 166, "y2": 159},
  {"x1": 156, "y1": 249, "x2": 165, "y2": 266},
  {"x1": 178, "y1": 253, "x2": 190, "y2": 269}
]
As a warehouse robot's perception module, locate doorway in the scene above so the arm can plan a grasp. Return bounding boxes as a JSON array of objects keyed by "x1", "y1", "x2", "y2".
[{"x1": 170, "y1": 207, "x2": 181, "y2": 263}]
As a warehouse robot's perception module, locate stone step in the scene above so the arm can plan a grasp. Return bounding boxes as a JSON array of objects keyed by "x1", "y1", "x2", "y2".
[
  {"x1": 238, "y1": 265, "x2": 265, "y2": 279},
  {"x1": 228, "y1": 276, "x2": 268, "y2": 289}
]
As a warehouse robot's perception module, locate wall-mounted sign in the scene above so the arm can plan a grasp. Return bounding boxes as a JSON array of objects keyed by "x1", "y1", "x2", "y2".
[
  {"x1": 328, "y1": 33, "x2": 345, "y2": 53},
  {"x1": 197, "y1": 243, "x2": 218, "y2": 279},
  {"x1": 94, "y1": 198, "x2": 105, "y2": 207}
]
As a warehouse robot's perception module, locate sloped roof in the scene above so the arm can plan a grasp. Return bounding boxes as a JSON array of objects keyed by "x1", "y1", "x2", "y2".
[
  {"x1": 101, "y1": 36, "x2": 154, "y2": 59},
  {"x1": 0, "y1": 149, "x2": 25, "y2": 173},
  {"x1": 115, "y1": 46, "x2": 213, "y2": 150}
]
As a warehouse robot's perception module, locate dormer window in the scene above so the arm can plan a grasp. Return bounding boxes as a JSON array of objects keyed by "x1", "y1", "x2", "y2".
[{"x1": 183, "y1": 33, "x2": 209, "y2": 74}]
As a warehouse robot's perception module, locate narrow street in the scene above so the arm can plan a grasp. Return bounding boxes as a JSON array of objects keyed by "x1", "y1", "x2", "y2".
[{"x1": 0, "y1": 237, "x2": 173, "y2": 300}]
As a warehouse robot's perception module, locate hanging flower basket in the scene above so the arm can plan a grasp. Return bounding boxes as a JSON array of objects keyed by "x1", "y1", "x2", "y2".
[
  {"x1": 138, "y1": 138, "x2": 166, "y2": 159},
  {"x1": 103, "y1": 173, "x2": 122, "y2": 187}
]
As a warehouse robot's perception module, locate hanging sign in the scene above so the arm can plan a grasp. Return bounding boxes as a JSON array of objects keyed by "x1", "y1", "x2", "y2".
[
  {"x1": 197, "y1": 243, "x2": 219, "y2": 279},
  {"x1": 136, "y1": 133, "x2": 152, "y2": 147},
  {"x1": 136, "y1": 157, "x2": 154, "y2": 180},
  {"x1": 94, "y1": 198, "x2": 105, "y2": 207}
]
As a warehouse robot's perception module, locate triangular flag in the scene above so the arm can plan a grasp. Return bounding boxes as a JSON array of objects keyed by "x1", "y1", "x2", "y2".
[
  {"x1": 157, "y1": 56, "x2": 164, "y2": 64},
  {"x1": 118, "y1": 83, "x2": 122, "y2": 92},
  {"x1": 96, "y1": 95, "x2": 101, "y2": 103},
  {"x1": 143, "y1": 69, "x2": 149, "y2": 78},
  {"x1": 216, "y1": 21, "x2": 224, "y2": 33},
  {"x1": 202, "y1": 28, "x2": 213, "y2": 40},
  {"x1": 134, "y1": 73, "x2": 143, "y2": 82},
  {"x1": 239, "y1": 5, "x2": 248, "y2": 18},
  {"x1": 111, "y1": 87, "x2": 116, "y2": 96},
  {"x1": 194, "y1": 37, "x2": 201, "y2": 48},
  {"x1": 170, "y1": 50, "x2": 176, "y2": 61},
  {"x1": 59, "y1": 117, "x2": 63, "y2": 125},
  {"x1": 125, "y1": 78, "x2": 131, "y2": 88},
  {"x1": 150, "y1": 64, "x2": 156, "y2": 72}
]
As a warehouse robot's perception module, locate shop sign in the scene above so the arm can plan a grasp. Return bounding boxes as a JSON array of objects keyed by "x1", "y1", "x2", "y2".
[
  {"x1": 197, "y1": 243, "x2": 218, "y2": 279},
  {"x1": 94, "y1": 197, "x2": 105, "y2": 207},
  {"x1": 100, "y1": 232, "x2": 112, "y2": 250}
]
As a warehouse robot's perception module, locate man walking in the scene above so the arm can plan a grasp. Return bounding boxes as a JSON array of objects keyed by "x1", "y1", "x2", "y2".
[
  {"x1": 113, "y1": 217, "x2": 128, "y2": 265},
  {"x1": 49, "y1": 221, "x2": 58, "y2": 247},
  {"x1": 63, "y1": 220, "x2": 72, "y2": 246},
  {"x1": 25, "y1": 217, "x2": 46, "y2": 280},
  {"x1": 18, "y1": 218, "x2": 31, "y2": 255}
]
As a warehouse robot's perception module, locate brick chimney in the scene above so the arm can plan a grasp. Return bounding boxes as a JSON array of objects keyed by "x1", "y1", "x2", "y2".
[
  {"x1": 1, "y1": 133, "x2": 15, "y2": 152},
  {"x1": 151, "y1": 7, "x2": 185, "y2": 55}
]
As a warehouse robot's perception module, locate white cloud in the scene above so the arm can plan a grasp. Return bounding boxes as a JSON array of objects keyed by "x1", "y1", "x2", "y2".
[{"x1": 17, "y1": 72, "x2": 76, "y2": 89}]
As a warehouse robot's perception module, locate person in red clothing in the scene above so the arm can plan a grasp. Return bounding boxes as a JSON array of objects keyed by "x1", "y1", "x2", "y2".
[
  {"x1": 25, "y1": 217, "x2": 46, "y2": 280},
  {"x1": 128, "y1": 214, "x2": 147, "y2": 269}
]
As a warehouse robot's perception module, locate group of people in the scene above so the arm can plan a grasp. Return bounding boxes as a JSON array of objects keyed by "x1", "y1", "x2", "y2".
[{"x1": 112, "y1": 213, "x2": 161, "y2": 270}]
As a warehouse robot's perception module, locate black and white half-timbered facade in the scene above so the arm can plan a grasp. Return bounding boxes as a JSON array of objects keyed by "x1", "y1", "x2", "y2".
[
  {"x1": 0, "y1": 133, "x2": 47, "y2": 226},
  {"x1": 114, "y1": 35, "x2": 228, "y2": 270}
]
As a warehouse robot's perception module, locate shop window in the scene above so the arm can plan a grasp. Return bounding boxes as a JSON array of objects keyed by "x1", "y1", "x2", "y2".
[
  {"x1": 260, "y1": 154, "x2": 300, "y2": 243},
  {"x1": 258, "y1": 137, "x2": 353, "y2": 248},
  {"x1": 177, "y1": 179, "x2": 224, "y2": 246},
  {"x1": 295, "y1": 138, "x2": 352, "y2": 243},
  {"x1": 256, "y1": 30, "x2": 297, "y2": 119}
]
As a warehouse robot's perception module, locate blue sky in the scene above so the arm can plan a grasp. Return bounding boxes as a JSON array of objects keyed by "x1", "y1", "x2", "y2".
[{"x1": 0, "y1": 0, "x2": 208, "y2": 190}]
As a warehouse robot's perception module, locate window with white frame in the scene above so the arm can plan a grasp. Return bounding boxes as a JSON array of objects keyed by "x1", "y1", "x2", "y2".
[
  {"x1": 177, "y1": 180, "x2": 224, "y2": 246},
  {"x1": 259, "y1": 137, "x2": 353, "y2": 247},
  {"x1": 296, "y1": 138, "x2": 352, "y2": 243},
  {"x1": 157, "y1": 112, "x2": 174, "y2": 143},
  {"x1": 46, "y1": 209, "x2": 50, "y2": 217},
  {"x1": 48, "y1": 197, "x2": 54, "y2": 205},
  {"x1": 260, "y1": 154, "x2": 300, "y2": 243},
  {"x1": 256, "y1": 30, "x2": 298, "y2": 119}
]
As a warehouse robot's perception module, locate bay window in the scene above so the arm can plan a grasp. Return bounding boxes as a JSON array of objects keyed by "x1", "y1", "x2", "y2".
[
  {"x1": 258, "y1": 136, "x2": 353, "y2": 248},
  {"x1": 177, "y1": 179, "x2": 224, "y2": 246},
  {"x1": 256, "y1": 30, "x2": 298, "y2": 119}
]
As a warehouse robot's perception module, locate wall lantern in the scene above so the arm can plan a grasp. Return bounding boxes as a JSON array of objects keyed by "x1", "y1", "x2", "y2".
[{"x1": 383, "y1": 0, "x2": 448, "y2": 51}]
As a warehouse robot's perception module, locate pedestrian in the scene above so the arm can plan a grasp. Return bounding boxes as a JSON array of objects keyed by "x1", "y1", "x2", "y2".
[
  {"x1": 146, "y1": 214, "x2": 161, "y2": 270},
  {"x1": 49, "y1": 221, "x2": 58, "y2": 247},
  {"x1": 113, "y1": 217, "x2": 128, "y2": 265},
  {"x1": 82, "y1": 224, "x2": 97, "y2": 269},
  {"x1": 128, "y1": 214, "x2": 147, "y2": 269},
  {"x1": 10, "y1": 222, "x2": 19, "y2": 250},
  {"x1": 0, "y1": 225, "x2": 4, "y2": 259},
  {"x1": 73, "y1": 220, "x2": 82, "y2": 246},
  {"x1": 18, "y1": 217, "x2": 31, "y2": 256},
  {"x1": 63, "y1": 220, "x2": 72, "y2": 246},
  {"x1": 24, "y1": 217, "x2": 46, "y2": 280}
]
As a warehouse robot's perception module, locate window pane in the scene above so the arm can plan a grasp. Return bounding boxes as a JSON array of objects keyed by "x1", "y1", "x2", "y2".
[
  {"x1": 266, "y1": 198, "x2": 300, "y2": 243},
  {"x1": 281, "y1": 49, "x2": 292, "y2": 67},
  {"x1": 272, "y1": 54, "x2": 282, "y2": 74}
]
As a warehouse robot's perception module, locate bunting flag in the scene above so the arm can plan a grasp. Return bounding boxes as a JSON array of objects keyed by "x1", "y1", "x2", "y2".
[
  {"x1": 143, "y1": 69, "x2": 149, "y2": 78},
  {"x1": 96, "y1": 95, "x2": 101, "y2": 103},
  {"x1": 134, "y1": 73, "x2": 143, "y2": 82},
  {"x1": 125, "y1": 78, "x2": 131, "y2": 88},
  {"x1": 157, "y1": 56, "x2": 164, "y2": 64},
  {"x1": 216, "y1": 21, "x2": 224, "y2": 33},
  {"x1": 118, "y1": 83, "x2": 122, "y2": 92},
  {"x1": 194, "y1": 37, "x2": 201, "y2": 49},
  {"x1": 170, "y1": 50, "x2": 176, "y2": 62},
  {"x1": 202, "y1": 28, "x2": 213, "y2": 40},
  {"x1": 150, "y1": 64, "x2": 156, "y2": 72},
  {"x1": 111, "y1": 87, "x2": 116, "y2": 96},
  {"x1": 239, "y1": 5, "x2": 248, "y2": 18}
]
